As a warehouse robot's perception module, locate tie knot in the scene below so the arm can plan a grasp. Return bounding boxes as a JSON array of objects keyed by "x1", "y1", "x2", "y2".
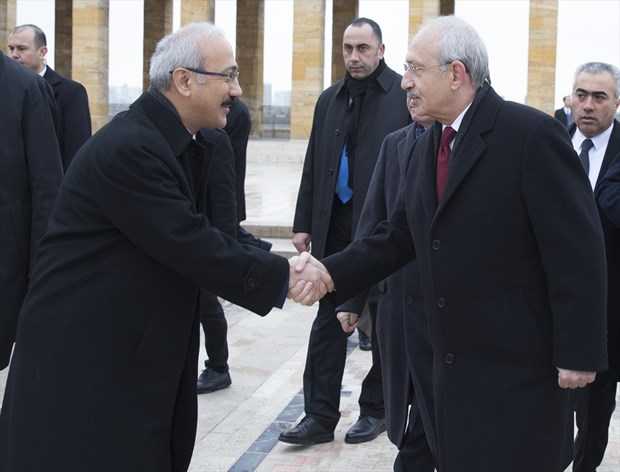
[
  {"x1": 441, "y1": 126, "x2": 457, "y2": 147},
  {"x1": 581, "y1": 139, "x2": 594, "y2": 152}
]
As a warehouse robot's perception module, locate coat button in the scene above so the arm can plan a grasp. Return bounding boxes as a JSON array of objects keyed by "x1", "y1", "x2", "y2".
[
  {"x1": 335, "y1": 129, "x2": 340, "y2": 136},
  {"x1": 247, "y1": 278, "x2": 256, "y2": 288},
  {"x1": 322, "y1": 208, "x2": 327, "y2": 215},
  {"x1": 436, "y1": 297, "x2": 446, "y2": 308},
  {"x1": 405, "y1": 296, "x2": 414, "y2": 304},
  {"x1": 431, "y1": 240, "x2": 442, "y2": 250},
  {"x1": 328, "y1": 169, "x2": 334, "y2": 175},
  {"x1": 445, "y1": 353, "x2": 455, "y2": 364}
]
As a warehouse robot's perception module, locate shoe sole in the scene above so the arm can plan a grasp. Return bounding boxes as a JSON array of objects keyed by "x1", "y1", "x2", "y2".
[
  {"x1": 344, "y1": 427, "x2": 387, "y2": 444},
  {"x1": 278, "y1": 433, "x2": 334, "y2": 446},
  {"x1": 197, "y1": 383, "x2": 232, "y2": 394}
]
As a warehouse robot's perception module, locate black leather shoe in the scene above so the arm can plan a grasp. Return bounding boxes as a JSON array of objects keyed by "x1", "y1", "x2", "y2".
[
  {"x1": 197, "y1": 367, "x2": 231, "y2": 394},
  {"x1": 358, "y1": 330, "x2": 372, "y2": 351},
  {"x1": 345, "y1": 416, "x2": 386, "y2": 444},
  {"x1": 278, "y1": 417, "x2": 334, "y2": 445}
]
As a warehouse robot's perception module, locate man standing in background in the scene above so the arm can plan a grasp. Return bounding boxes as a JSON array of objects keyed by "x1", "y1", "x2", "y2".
[
  {"x1": 9, "y1": 24, "x2": 91, "y2": 169},
  {"x1": 555, "y1": 95, "x2": 574, "y2": 127}
]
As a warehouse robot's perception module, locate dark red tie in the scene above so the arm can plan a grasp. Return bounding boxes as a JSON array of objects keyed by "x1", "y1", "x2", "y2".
[{"x1": 437, "y1": 126, "x2": 456, "y2": 200}]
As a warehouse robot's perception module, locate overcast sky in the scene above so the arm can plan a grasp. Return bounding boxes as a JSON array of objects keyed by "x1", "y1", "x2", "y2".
[{"x1": 16, "y1": 0, "x2": 620, "y2": 107}]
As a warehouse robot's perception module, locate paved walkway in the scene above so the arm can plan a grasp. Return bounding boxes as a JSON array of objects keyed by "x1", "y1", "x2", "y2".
[{"x1": 1, "y1": 138, "x2": 618, "y2": 471}]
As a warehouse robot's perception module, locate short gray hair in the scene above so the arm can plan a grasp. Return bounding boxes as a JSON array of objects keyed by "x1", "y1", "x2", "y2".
[
  {"x1": 573, "y1": 62, "x2": 620, "y2": 98},
  {"x1": 149, "y1": 22, "x2": 226, "y2": 91},
  {"x1": 420, "y1": 16, "x2": 490, "y2": 88}
]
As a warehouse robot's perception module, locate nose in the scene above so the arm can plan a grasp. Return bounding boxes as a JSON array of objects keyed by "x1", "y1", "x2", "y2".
[
  {"x1": 229, "y1": 79, "x2": 242, "y2": 97},
  {"x1": 401, "y1": 73, "x2": 414, "y2": 91},
  {"x1": 9, "y1": 50, "x2": 19, "y2": 60},
  {"x1": 582, "y1": 95, "x2": 595, "y2": 110}
]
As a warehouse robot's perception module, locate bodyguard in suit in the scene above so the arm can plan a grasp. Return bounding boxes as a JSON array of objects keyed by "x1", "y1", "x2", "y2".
[
  {"x1": 308, "y1": 16, "x2": 607, "y2": 471},
  {"x1": 554, "y1": 95, "x2": 574, "y2": 127},
  {"x1": 280, "y1": 17, "x2": 410, "y2": 446},
  {"x1": 0, "y1": 50, "x2": 63, "y2": 371},
  {"x1": 9, "y1": 24, "x2": 92, "y2": 169},
  {"x1": 0, "y1": 23, "x2": 331, "y2": 472},
  {"x1": 337, "y1": 103, "x2": 437, "y2": 471},
  {"x1": 568, "y1": 61, "x2": 620, "y2": 472}
]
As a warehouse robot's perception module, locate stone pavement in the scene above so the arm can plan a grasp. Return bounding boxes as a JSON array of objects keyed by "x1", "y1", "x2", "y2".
[{"x1": 0, "y1": 138, "x2": 618, "y2": 471}]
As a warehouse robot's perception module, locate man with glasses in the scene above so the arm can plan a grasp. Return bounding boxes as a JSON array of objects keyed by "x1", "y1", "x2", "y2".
[
  {"x1": 568, "y1": 61, "x2": 620, "y2": 472},
  {"x1": 0, "y1": 23, "x2": 332, "y2": 472},
  {"x1": 280, "y1": 17, "x2": 410, "y2": 446}
]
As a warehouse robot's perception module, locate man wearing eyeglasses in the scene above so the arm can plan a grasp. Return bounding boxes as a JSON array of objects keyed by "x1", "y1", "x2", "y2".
[
  {"x1": 280, "y1": 17, "x2": 410, "y2": 447},
  {"x1": 0, "y1": 23, "x2": 332, "y2": 472},
  {"x1": 568, "y1": 61, "x2": 620, "y2": 472}
]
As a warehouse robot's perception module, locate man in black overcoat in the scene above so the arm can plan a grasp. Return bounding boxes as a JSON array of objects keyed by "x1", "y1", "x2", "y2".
[
  {"x1": 9, "y1": 24, "x2": 92, "y2": 169},
  {"x1": 0, "y1": 50, "x2": 63, "y2": 371},
  {"x1": 567, "y1": 61, "x2": 620, "y2": 472},
  {"x1": 297, "y1": 16, "x2": 608, "y2": 471},
  {"x1": 280, "y1": 17, "x2": 410, "y2": 446},
  {"x1": 0, "y1": 23, "x2": 330, "y2": 472}
]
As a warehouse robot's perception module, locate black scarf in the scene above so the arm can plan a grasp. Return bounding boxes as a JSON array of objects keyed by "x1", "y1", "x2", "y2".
[{"x1": 342, "y1": 59, "x2": 387, "y2": 188}]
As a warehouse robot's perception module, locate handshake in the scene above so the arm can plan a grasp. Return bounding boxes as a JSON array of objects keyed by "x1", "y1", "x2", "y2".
[{"x1": 287, "y1": 252, "x2": 334, "y2": 306}]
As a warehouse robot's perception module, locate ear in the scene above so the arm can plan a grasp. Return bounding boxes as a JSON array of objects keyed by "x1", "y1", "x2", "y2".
[
  {"x1": 378, "y1": 43, "x2": 385, "y2": 60},
  {"x1": 39, "y1": 46, "x2": 48, "y2": 59},
  {"x1": 449, "y1": 60, "x2": 468, "y2": 90},
  {"x1": 170, "y1": 69, "x2": 192, "y2": 98}
]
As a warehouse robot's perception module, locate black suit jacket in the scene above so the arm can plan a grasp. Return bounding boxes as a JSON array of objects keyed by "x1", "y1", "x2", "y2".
[
  {"x1": 554, "y1": 107, "x2": 572, "y2": 127},
  {"x1": 293, "y1": 65, "x2": 410, "y2": 258},
  {"x1": 0, "y1": 52, "x2": 63, "y2": 369},
  {"x1": 44, "y1": 66, "x2": 92, "y2": 169},
  {"x1": 0, "y1": 91, "x2": 290, "y2": 472},
  {"x1": 324, "y1": 86, "x2": 607, "y2": 471}
]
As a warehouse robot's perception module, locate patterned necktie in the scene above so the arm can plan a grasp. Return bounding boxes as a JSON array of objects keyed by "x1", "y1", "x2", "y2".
[
  {"x1": 579, "y1": 138, "x2": 594, "y2": 175},
  {"x1": 437, "y1": 126, "x2": 457, "y2": 200}
]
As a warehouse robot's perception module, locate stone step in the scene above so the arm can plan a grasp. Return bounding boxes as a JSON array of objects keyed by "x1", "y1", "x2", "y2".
[
  {"x1": 242, "y1": 224, "x2": 292, "y2": 239},
  {"x1": 266, "y1": 237, "x2": 298, "y2": 258}
]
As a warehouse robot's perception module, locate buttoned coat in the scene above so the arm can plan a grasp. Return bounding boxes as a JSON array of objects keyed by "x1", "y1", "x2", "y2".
[
  {"x1": 44, "y1": 66, "x2": 92, "y2": 169},
  {"x1": 338, "y1": 123, "x2": 435, "y2": 454},
  {"x1": 0, "y1": 91, "x2": 289, "y2": 472},
  {"x1": 293, "y1": 65, "x2": 410, "y2": 258},
  {"x1": 324, "y1": 87, "x2": 608, "y2": 471},
  {"x1": 0, "y1": 52, "x2": 63, "y2": 370}
]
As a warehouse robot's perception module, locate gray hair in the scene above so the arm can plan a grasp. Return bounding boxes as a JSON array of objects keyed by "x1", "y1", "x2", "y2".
[
  {"x1": 573, "y1": 62, "x2": 620, "y2": 98},
  {"x1": 420, "y1": 16, "x2": 490, "y2": 88},
  {"x1": 149, "y1": 22, "x2": 226, "y2": 91}
]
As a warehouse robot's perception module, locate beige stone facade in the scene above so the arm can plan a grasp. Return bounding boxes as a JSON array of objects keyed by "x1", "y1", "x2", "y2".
[{"x1": 527, "y1": 0, "x2": 558, "y2": 114}]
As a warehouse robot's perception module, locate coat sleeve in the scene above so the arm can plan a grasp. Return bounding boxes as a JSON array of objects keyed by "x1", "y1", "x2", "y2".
[{"x1": 596, "y1": 151, "x2": 620, "y2": 228}]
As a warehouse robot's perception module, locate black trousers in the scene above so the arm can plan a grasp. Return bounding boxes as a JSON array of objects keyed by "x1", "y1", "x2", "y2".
[
  {"x1": 393, "y1": 401, "x2": 436, "y2": 472},
  {"x1": 573, "y1": 378, "x2": 617, "y2": 471},
  {"x1": 199, "y1": 290, "x2": 229, "y2": 373}
]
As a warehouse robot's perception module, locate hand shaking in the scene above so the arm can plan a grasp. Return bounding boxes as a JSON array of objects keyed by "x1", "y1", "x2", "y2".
[{"x1": 287, "y1": 252, "x2": 334, "y2": 306}]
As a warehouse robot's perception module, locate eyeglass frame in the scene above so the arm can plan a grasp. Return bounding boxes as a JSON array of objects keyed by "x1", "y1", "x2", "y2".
[
  {"x1": 169, "y1": 67, "x2": 240, "y2": 83},
  {"x1": 403, "y1": 61, "x2": 452, "y2": 76}
]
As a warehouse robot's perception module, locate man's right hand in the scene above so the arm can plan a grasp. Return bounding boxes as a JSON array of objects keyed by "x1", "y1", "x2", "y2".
[
  {"x1": 292, "y1": 232, "x2": 311, "y2": 253},
  {"x1": 336, "y1": 312, "x2": 359, "y2": 333}
]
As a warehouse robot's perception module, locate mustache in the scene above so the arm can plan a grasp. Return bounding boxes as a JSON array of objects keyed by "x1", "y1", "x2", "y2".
[
  {"x1": 222, "y1": 97, "x2": 237, "y2": 107},
  {"x1": 407, "y1": 90, "x2": 419, "y2": 100}
]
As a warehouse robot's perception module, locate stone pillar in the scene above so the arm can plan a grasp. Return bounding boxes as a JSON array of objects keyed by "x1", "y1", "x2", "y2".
[
  {"x1": 0, "y1": 0, "x2": 16, "y2": 49},
  {"x1": 180, "y1": 0, "x2": 215, "y2": 25},
  {"x1": 55, "y1": 0, "x2": 73, "y2": 77},
  {"x1": 527, "y1": 0, "x2": 558, "y2": 114},
  {"x1": 236, "y1": 0, "x2": 264, "y2": 137},
  {"x1": 330, "y1": 0, "x2": 357, "y2": 84},
  {"x1": 290, "y1": 0, "x2": 325, "y2": 139},
  {"x1": 408, "y1": 0, "x2": 442, "y2": 42},
  {"x1": 143, "y1": 0, "x2": 173, "y2": 91},
  {"x1": 73, "y1": 0, "x2": 109, "y2": 132}
]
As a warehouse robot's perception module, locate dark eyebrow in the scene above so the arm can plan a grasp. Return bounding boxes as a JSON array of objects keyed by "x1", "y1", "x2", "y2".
[{"x1": 575, "y1": 87, "x2": 609, "y2": 97}]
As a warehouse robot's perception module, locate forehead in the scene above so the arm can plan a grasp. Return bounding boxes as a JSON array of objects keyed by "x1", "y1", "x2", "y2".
[
  {"x1": 407, "y1": 25, "x2": 439, "y2": 62},
  {"x1": 201, "y1": 35, "x2": 236, "y2": 68},
  {"x1": 8, "y1": 29, "x2": 35, "y2": 45},
  {"x1": 343, "y1": 24, "x2": 376, "y2": 45},
  {"x1": 574, "y1": 71, "x2": 616, "y2": 94}
]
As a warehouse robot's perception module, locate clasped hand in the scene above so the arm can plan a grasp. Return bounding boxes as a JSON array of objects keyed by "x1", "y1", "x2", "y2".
[{"x1": 287, "y1": 252, "x2": 334, "y2": 306}]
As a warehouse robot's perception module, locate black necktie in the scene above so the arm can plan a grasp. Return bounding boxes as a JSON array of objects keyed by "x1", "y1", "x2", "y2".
[{"x1": 579, "y1": 138, "x2": 594, "y2": 174}]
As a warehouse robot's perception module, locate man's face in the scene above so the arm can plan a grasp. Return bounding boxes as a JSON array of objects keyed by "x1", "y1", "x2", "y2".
[
  {"x1": 342, "y1": 23, "x2": 384, "y2": 80},
  {"x1": 187, "y1": 36, "x2": 242, "y2": 131},
  {"x1": 563, "y1": 96, "x2": 572, "y2": 108},
  {"x1": 572, "y1": 71, "x2": 620, "y2": 138},
  {"x1": 401, "y1": 26, "x2": 453, "y2": 124},
  {"x1": 407, "y1": 94, "x2": 434, "y2": 129},
  {"x1": 8, "y1": 28, "x2": 47, "y2": 73}
]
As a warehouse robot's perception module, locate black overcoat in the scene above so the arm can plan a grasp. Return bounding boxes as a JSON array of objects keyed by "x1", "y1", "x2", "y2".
[
  {"x1": 0, "y1": 91, "x2": 289, "y2": 472},
  {"x1": 292, "y1": 65, "x2": 409, "y2": 258},
  {"x1": 324, "y1": 87, "x2": 608, "y2": 471},
  {"x1": 0, "y1": 52, "x2": 63, "y2": 370}
]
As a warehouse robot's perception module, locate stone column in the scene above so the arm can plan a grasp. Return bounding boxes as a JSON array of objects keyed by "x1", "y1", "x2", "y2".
[
  {"x1": 408, "y1": 0, "x2": 442, "y2": 42},
  {"x1": 527, "y1": 0, "x2": 558, "y2": 114},
  {"x1": 73, "y1": 0, "x2": 109, "y2": 132},
  {"x1": 290, "y1": 0, "x2": 325, "y2": 139},
  {"x1": 236, "y1": 0, "x2": 264, "y2": 137},
  {"x1": 55, "y1": 0, "x2": 73, "y2": 77},
  {"x1": 143, "y1": 0, "x2": 173, "y2": 91},
  {"x1": 180, "y1": 0, "x2": 215, "y2": 25},
  {"x1": 330, "y1": 0, "x2": 357, "y2": 84},
  {"x1": 0, "y1": 0, "x2": 17, "y2": 49}
]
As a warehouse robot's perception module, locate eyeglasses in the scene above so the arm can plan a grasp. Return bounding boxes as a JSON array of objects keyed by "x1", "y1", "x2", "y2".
[
  {"x1": 403, "y1": 62, "x2": 451, "y2": 76},
  {"x1": 170, "y1": 67, "x2": 240, "y2": 84}
]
